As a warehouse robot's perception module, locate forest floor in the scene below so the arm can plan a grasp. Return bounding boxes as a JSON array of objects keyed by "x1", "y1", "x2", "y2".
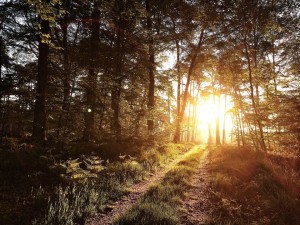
[
  {"x1": 0, "y1": 142, "x2": 195, "y2": 225},
  {"x1": 181, "y1": 149, "x2": 212, "y2": 225},
  {"x1": 86, "y1": 145, "x2": 205, "y2": 225},
  {"x1": 1, "y1": 143, "x2": 299, "y2": 225},
  {"x1": 84, "y1": 145, "x2": 300, "y2": 225}
]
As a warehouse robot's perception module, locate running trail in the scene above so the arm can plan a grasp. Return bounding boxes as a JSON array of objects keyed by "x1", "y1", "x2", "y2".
[
  {"x1": 181, "y1": 148, "x2": 213, "y2": 225},
  {"x1": 85, "y1": 146, "x2": 201, "y2": 225}
]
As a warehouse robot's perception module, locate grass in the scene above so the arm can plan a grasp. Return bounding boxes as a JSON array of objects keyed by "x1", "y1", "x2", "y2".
[
  {"x1": 207, "y1": 145, "x2": 300, "y2": 225},
  {"x1": 31, "y1": 143, "x2": 194, "y2": 225},
  {"x1": 5, "y1": 142, "x2": 299, "y2": 225},
  {"x1": 32, "y1": 183, "x2": 108, "y2": 225},
  {"x1": 113, "y1": 146, "x2": 204, "y2": 225}
]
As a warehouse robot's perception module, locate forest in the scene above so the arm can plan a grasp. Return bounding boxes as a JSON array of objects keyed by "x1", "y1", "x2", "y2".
[{"x1": 0, "y1": 0, "x2": 299, "y2": 224}]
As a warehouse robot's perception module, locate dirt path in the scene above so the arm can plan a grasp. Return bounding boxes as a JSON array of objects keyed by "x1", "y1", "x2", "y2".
[
  {"x1": 85, "y1": 146, "x2": 201, "y2": 225},
  {"x1": 181, "y1": 148, "x2": 212, "y2": 225}
]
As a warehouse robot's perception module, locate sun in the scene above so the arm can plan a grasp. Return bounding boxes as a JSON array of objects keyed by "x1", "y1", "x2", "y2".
[
  {"x1": 195, "y1": 94, "x2": 234, "y2": 143},
  {"x1": 197, "y1": 95, "x2": 218, "y2": 124}
]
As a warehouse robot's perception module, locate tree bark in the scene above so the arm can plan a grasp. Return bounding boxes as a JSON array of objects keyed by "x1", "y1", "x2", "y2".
[
  {"x1": 32, "y1": 18, "x2": 50, "y2": 144},
  {"x1": 83, "y1": 3, "x2": 100, "y2": 141},
  {"x1": 222, "y1": 94, "x2": 227, "y2": 144},
  {"x1": 174, "y1": 39, "x2": 181, "y2": 143},
  {"x1": 173, "y1": 30, "x2": 204, "y2": 143},
  {"x1": 111, "y1": 81, "x2": 122, "y2": 139},
  {"x1": 244, "y1": 37, "x2": 267, "y2": 151},
  {"x1": 146, "y1": 0, "x2": 155, "y2": 135},
  {"x1": 57, "y1": 10, "x2": 71, "y2": 143},
  {"x1": 111, "y1": 0, "x2": 125, "y2": 140},
  {"x1": 215, "y1": 94, "x2": 221, "y2": 144},
  {"x1": 0, "y1": 38, "x2": 3, "y2": 118},
  {"x1": 191, "y1": 84, "x2": 199, "y2": 142},
  {"x1": 187, "y1": 100, "x2": 191, "y2": 142}
]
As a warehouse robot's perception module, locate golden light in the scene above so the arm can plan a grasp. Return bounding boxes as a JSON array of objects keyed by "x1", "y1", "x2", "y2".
[
  {"x1": 197, "y1": 95, "x2": 217, "y2": 124},
  {"x1": 195, "y1": 94, "x2": 234, "y2": 143}
]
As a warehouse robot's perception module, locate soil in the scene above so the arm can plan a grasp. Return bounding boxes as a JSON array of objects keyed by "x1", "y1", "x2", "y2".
[{"x1": 181, "y1": 150, "x2": 213, "y2": 225}]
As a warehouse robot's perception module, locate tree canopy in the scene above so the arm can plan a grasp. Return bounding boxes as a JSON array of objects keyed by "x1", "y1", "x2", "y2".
[{"x1": 0, "y1": 0, "x2": 299, "y2": 154}]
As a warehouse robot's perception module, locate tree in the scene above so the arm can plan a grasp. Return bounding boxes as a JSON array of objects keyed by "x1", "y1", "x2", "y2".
[
  {"x1": 173, "y1": 30, "x2": 205, "y2": 143},
  {"x1": 32, "y1": 0, "x2": 55, "y2": 143},
  {"x1": 145, "y1": 0, "x2": 155, "y2": 135},
  {"x1": 0, "y1": 0, "x2": 299, "y2": 155},
  {"x1": 83, "y1": 0, "x2": 100, "y2": 141}
]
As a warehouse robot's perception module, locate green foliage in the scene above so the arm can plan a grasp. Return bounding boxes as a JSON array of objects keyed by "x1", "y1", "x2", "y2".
[
  {"x1": 142, "y1": 184, "x2": 184, "y2": 204},
  {"x1": 114, "y1": 146, "x2": 202, "y2": 225},
  {"x1": 32, "y1": 183, "x2": 107, "y2": 225},
  {"x1": 34, "y1": 143, "x2": 193, "y2": 224},
  {"x1": 114, "y1": 201, "x2": 180, "y2": 225},
  {"x1": 106, "y1": 159, "x2": 145, "y2": 184},
  {"x1": 1, "y1": 0, "x2": 299, "y2": 223},
  {"x1": 56, "y1": 155, "x2": 105, "y2": 181},
  {"x1": 28, "y1": 0, "x2": 63, "y2": 24},
  {"x1": 162, "y1": 165, "x2": 194, "y2": 186}
]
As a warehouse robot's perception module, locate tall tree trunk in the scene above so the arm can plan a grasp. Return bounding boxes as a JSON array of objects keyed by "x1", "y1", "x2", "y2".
[
  {"x1": 215, "y1": 115, "x2": 220, "y2": 144},
  {"x1": 134, "y1": 95, "x2": 146, "y2": 135},
  {"x1": 187, "y1": 102, "x2": 191, "y2": 142},
  {"x1": 173, "y1": 30, "x2": 204, "y2": 143},
  {"x1": 211, "y1": 73, "x2": 220, "y2": 145},
  {"x1": 146, "y1": 0, "x2": 155, "y2": 135},
  {"x1": 215, "y1": 94, "x2": 221, "y2": 145},
  {"x1": 174, "y1": 39, "x2": 181, "y2": 143},
  {"x1": 111, "y1": 85, "x2": 121, "y2": 139},
  {"x1": 237, "y1": 89, "x2": 247, "y2": 146},
  {"x1": 244, "y1": 37, "x2": 267, "y2": 151},
  {"x1": 222, "y1": 95, "x2": 227, "y2": 144},
  {"x1": 235, "y1": 109, "x2": 241, "y2": 147},
  {"x1": 242, "y1": 9, "x2": 267, "y2": 151},
  {"x1": 83, "y1": 2, "x2": 100, "y2": 141},
  {"x1": 57, "y1": 11, "x2": 71, "y2": 143},
  {"x1": 272, "y1": 51, "x2": 277, "y2": 92},
  {"x1": 191, "y1": 86, "x2": 199, "y2": 142},
  {"x1": 0, "y1": 38, "x2": 3, "y2": 129},
  {"x1": 208, "y1": 122, "x2": 213, "y2": 144},
  {"x1": 238, "y1": 108, "x2": 246, "y2": 146},
  {"x1": 32, "y1": 18, "x2": 50, "y2": 143},
  {"x1": 233, "y1": 87, "x2": 246, "y2": 147},
  {"x1": 111, "y1": 0, "x2": 125, "y2": 140}
]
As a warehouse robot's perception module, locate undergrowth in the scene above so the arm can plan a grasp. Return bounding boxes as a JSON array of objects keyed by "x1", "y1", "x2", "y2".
[
  {"x1": 113, "y1": 145, "x2": 203, "y2": 225},
  {"x1": 207, "y1": 146, "x2": 300, "y2": 225},
  {"x1": 32, "y1": 143, "x2": 193, "y2": 225}
]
